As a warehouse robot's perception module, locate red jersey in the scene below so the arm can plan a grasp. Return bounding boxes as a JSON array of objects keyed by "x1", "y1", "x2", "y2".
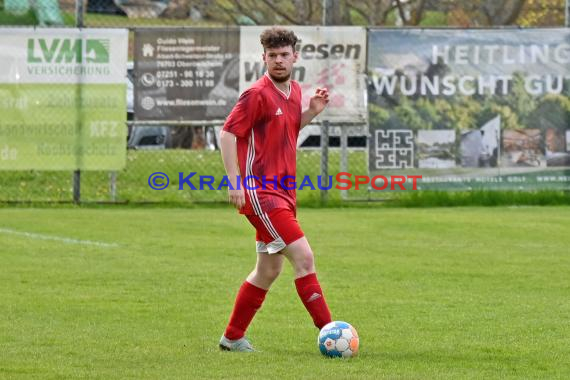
[{"x1": 223, "y1": 74, "x2": 302, "y2": 215}]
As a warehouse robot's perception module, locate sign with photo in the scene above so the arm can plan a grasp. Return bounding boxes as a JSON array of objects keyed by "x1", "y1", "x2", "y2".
[{"x1": 367, "y1": 29, "x2": 570, "y2": 190}]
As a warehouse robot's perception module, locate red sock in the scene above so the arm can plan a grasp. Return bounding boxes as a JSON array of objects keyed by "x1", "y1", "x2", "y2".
[
  {"x1": 295, "y1": 273, "x2": 332, "y2": 329},
  {"x1": 224, "y1": 281, "x2": 268, "y2": 340}
]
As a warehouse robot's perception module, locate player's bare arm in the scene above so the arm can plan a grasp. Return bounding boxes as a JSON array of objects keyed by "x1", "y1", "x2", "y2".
[
  {"x1": 219, "y1": 130, "x2": 245, "y2": 209},
  {"x1": 300, "y1": 87, "x2": 330, "y2": 129}
]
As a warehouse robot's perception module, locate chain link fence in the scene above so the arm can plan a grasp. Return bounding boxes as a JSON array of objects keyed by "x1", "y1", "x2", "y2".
[
  {"x1": 0, "y1": 0, "x2": 373, "y2": 205},
  {"x1": 0, "y1": 125, "x2": 369, "y2": 205},
  {"x1": 1, "y1": 1, "x2": 568, "y2": 204}
]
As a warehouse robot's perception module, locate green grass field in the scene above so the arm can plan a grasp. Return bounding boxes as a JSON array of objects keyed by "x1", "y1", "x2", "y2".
[{"x1": 1, "y1": 206, "x2": 569, "y2": 379}]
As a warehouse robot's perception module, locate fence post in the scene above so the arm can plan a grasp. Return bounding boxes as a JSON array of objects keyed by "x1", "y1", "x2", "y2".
[
  {"x1": 320, "y1": 121, "x2": 329, "y2": 204},
  {"x1": 75, "y1": 0, "x2": 84, "y2": 26},
  {"x1": 320, "y1": 1, "x2": 332, "y2": 204},
  {"x1": 110, "y1": 171, "x2": 117, "y2": 202},
  {"x1": 566, "y1": 0, "x2": 569, "y2": 27},
  {"x1": 340, "y1": 124, "x2": 348, "y2": 200},
  {"x1": 72, "y1": 0, "x2": 84, "y2": 204}
]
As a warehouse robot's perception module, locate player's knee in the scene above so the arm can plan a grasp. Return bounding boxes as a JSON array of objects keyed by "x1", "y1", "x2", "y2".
[
  {"x1": 258, "y1": 264, "x2": 282, "y2": 281},
  {"x1": 267, "y1": 265, "x2": 282, "y2": 280},
  {"x1": 297, "y1": 251, "x2": 315, "y2": 274}
]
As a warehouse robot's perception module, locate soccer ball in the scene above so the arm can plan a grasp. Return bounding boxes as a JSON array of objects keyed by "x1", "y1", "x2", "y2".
[{"x1": 318, "y1": 321, "x2": 359, "y2": 358}]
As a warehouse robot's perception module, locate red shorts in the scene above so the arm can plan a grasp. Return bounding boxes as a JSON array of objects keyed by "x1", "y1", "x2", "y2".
[{"x1": 246, "y1": 208, "x2": 304, "y2": 254}]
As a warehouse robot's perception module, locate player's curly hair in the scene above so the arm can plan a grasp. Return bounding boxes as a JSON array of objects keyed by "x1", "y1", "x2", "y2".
[{"x1": 260, "y1": 27, "x2": 299, "y2": 52}]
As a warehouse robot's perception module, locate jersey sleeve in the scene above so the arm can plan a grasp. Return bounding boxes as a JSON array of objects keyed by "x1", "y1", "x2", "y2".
[{"x1": 223, "y1": 88, "x2": 263, "y2": 138}]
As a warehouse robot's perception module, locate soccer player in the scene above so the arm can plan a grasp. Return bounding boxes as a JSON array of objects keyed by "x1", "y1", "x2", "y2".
[{"x1": 218, "y1": 27, "x2": 332, "y2": 352}]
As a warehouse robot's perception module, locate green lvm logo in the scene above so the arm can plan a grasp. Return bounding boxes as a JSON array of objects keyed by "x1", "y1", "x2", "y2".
[{"x1": 27, "y1": 38, "x2": 110, "y2": 64}]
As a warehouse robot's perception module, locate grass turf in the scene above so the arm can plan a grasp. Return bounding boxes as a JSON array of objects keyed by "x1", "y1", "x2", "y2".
[{"x1": 1, "y1": 206, "x2": 569, "y2": 379}]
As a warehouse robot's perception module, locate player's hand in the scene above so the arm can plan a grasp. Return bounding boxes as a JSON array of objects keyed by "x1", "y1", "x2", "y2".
[
  {"x1": 228, "y1": 188, "x2": 245, "y2": 210},
  {"x1": 309, "y1": 87, "x2": 330, "y2": 115}
]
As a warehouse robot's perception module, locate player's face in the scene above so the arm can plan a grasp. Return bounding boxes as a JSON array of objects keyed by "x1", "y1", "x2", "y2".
[{"x1": 263, "y1": 45, "x2": 298, "y2": 83}]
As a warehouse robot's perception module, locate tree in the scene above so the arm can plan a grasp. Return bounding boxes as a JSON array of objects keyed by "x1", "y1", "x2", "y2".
[
  {"x1": 527, "y1": 95, "x2": 570, "y2": 132},
  {"x1": 143, "y1": 0, "x2": 566, "y2": 26},
  {"x1": 434, "y1": 0, "x2": 526, "y2": 26},
  {"x1": 394, "y1": 97, "x2": 428, "y2": 131},
  {"x1": 393, "y1": 0, "x2": 428, "y2": 25},
  {"x1": 498, "y1": 73, "x2": 537, "y2": 126},
  {"x1": 204, "y1": 0, "x2": 321, "y2": 25},
  {"x1": 478, "y1": 102, "x2": 521, "y2": 130},
  {"x1": 162, "y1": 0, "x2": 190, "y2": 19},
  {"x1": 198, "y1": 0, "x2": 430, "y2": 26},
  {"x1": 428, "y1": 0, "x2": 564, "y2": 27},
  {"x1": 345, "y1": 0, "x2": 394, "y2": 25},
  {"x1": 517, "y1": 0, "x2": 565, "y2": 26}
]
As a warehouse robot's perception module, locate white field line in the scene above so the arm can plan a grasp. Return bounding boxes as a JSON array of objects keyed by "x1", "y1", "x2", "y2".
[{"x1": 0, "y1": 227, "x2": 119, "y2": 248}]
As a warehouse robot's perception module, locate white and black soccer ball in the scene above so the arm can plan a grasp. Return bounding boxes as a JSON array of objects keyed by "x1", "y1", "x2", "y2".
[{"x1": 318, "y1": 321, "x2": 359, "y2": 358}]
